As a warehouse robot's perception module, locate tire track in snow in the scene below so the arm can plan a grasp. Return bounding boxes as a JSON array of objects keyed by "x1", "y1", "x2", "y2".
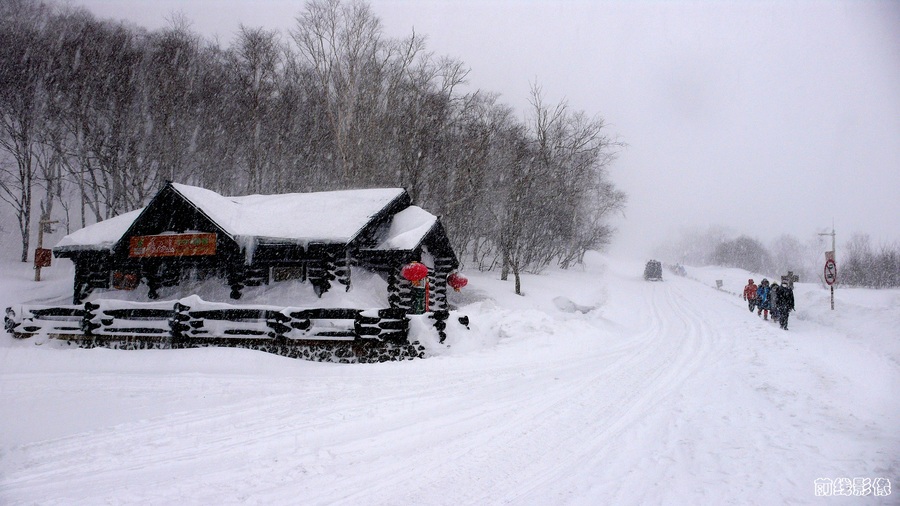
[
  {"x1": 320, "y1": 274, "x2": 723, "y2": 505},
  {"x1": 486, "y1": 276, "x2": 719, "y2": 504}
]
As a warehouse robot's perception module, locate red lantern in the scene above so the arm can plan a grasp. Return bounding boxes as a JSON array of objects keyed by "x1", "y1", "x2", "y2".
[
  {"x1": 448, "y1": 272, "x2": 468, "y2": 292},
  {"x1": 401, "y1": 261, "x2": 429, "y2": 286}
]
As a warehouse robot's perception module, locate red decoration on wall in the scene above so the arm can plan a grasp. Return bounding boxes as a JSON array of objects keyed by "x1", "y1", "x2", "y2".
[
  {"x1": 113, "y1": 271, "x2": 140, "y2": 290},
  {"x1": 401, "y1": 261, "x2": 429, "y2": 286},
  {"x1": 448, "y1": 272, "x2": 468, "y2": 292}
]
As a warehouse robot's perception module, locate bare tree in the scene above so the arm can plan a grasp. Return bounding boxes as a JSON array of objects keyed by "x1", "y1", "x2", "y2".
[
  {"x1": 141, "y1": 18, "x2": 205, "y2": 186},
  {"x1": 655, "y1": 224, "x2": 733, "y2": 266},
  {"x1": 47, "y1": 15, "x2": 151, "y2": 221},
  {"x1": 429, "y1": 92, "x2": 509, "y2": 264},
  {"x1": 711, "y1": 235, "x2": 773, "y2": 274},
  {"x1": 491, "y1": 84, "x2": 624, "y2": 294},
  {"x1": 875, "y1": 242, "x2": 900, "y2": 288},
  {"x1": 769, "y1": 234, "x2": 815, "y2": 282},
  {"x1": 291, "y1": 0, "x2": 431, "y2": 186},
  {"x1": 223, "y1": 26, "x2": 286, "y2": 193},
  {"x1": 842, "y1": 233, "x2": 874, "y2": 287},
  {"x1": 0, "y1": 0, "x2": 52, "y2": 261}
]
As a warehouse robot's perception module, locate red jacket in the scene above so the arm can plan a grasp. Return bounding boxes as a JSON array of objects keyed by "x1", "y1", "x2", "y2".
[{"x1": 743, "y1": 283, "x2": 758, "y2": 300}]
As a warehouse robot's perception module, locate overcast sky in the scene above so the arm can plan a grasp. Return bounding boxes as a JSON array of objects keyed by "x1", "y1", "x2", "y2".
[{"x1": 73, "y1": 0, "x2": 900, "y2": 256}]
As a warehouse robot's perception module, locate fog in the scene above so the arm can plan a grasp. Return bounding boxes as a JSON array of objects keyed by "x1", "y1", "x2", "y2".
[{"x1": 74, "y1": 0, "x2": 900, "y2": 257}]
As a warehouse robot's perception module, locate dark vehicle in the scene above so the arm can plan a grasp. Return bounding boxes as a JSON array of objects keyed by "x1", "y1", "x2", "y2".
[{"x1": 644, "y1": 260, "x2": 663, "y2": 281}]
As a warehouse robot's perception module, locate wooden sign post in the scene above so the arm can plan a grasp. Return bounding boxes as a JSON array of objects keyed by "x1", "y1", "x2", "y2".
[{"x1": 34, "y1": 218, "x2": 59, "y2": 282}]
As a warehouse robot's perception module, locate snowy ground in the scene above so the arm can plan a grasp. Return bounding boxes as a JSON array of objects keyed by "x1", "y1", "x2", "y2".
[{"x1": 1, "y1": 253, "x2": 897, "y2": 504}]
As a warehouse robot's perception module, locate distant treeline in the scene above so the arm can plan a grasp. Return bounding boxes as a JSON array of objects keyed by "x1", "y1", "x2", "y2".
[
  {"x1": 0, "y1": 0, "x2": 625, "y2": 294},
  {"x1": 840, "y1": 234, "x2": 900, "y2": 288},
  {"x1": 657, "y1": 227, "x2": 900, "y2": 288}
]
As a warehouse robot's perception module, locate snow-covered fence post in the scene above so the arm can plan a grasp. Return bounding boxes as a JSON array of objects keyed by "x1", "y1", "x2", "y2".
[
  {"x1": 170, "y1": 302, "x2": 192, "y2": 346},
  {"x1": 82, "y1": 302, "x2": 100, "y2": 336},
  {"x1": 354, "y1": 310, "x2": 383, "y2": 339},
  {"x1": 266, "y1": 311, "x2": 292, "y2": 343},
  {"x1": 4, "y1": 307, "x2": 19, "y2": 335},
  {"x1": 375, "y1": 308, "x2": 409, "y2": 342}
]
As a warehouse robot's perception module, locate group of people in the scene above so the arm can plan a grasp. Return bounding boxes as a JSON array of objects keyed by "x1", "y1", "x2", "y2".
[{"x1": 742, "y1": 278, "x2": 795, "y2": 330}]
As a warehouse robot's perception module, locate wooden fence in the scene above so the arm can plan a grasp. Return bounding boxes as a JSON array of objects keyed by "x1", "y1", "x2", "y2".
[{"x1": 5, "y1": 298, "x2": 410, "y2": 343}]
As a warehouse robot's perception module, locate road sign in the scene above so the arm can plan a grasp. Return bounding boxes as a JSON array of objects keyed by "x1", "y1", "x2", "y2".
[
  {"x1": 824, "y1": 259, "x2": 837, "y2": 286},
  {"x1": 781, "y1": 271, "x2": 799, "y2": 288}
]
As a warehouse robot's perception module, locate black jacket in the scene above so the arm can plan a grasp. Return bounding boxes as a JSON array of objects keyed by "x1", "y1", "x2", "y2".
[{"x1": 776, "y1": 286, "x2": 795, "y2": 311}]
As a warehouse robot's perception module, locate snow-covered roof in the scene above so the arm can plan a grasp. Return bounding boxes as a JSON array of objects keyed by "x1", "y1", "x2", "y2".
[
  {"x1": 54, "y1": 208, "x2": 145, "y2": 252},
  {"x1": 54, "y1": 184, "x2": 409, "y2": 252},
  {"x1": 367, "y1": 206, "x2": 438, "y2": 251},
  {"x1": 170, "y1": 183, "x2": 406, "y2": 244}
]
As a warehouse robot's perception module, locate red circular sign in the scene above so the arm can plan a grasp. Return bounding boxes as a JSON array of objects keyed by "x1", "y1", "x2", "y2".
[{"x1": 824, "y1": 259, "x2": 837, "y2": 286}]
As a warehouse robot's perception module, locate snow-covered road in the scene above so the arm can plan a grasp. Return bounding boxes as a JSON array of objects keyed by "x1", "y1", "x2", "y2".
[{"x1": 1, "y1": 256, "x2": 896, "y2": 504}]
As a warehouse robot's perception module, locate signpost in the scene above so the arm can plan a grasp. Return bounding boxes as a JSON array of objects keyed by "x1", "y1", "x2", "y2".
[
  {"x1": 819, "y1": 227, "x2": 837, "y2": 310},
  {"x1": 824, "y1": 259, "x2": 837, "y2": 310},
  {"x1": 34, "y1": 218, "x2": 59, "y2": 282},
  {"x1": 781, "y1": 271, "x2": 799, "y2": 289}
]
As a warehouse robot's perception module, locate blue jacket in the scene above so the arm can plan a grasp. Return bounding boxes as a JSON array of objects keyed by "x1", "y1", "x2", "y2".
[{"x1": 756, "y1": 285, "x2": 770, "y2": 305}]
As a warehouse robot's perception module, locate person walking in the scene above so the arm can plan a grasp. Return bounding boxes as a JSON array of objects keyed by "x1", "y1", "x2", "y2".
[
  {"x1": 776, "y1": 283, "x2": 795, "y2": 330},
  {"x1": 770, "y1": 282, "x2": 781, "y2": 323},
  {"x1": 743, "y1": 278, "x2": 758, "y2": 312},
  {"x1": 756, "y1": 279, "x2": 771, "y2": 320}
]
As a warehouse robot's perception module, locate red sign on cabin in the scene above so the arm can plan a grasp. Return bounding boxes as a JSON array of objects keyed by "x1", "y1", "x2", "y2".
[{"x1": 129, "y1": 233, "x2": 217, "y2": 258}]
